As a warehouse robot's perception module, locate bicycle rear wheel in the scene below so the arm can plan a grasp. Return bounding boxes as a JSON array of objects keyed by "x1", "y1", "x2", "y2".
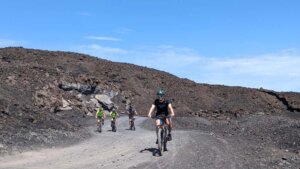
[
  {"x1": 132, "y1": 120, "x2": 135, "y2": 131},
  {"x1": 98, "y1": 123, "x2": 102, "y2": 133},
  {"x1": 111, "y1": 121, "x2": 116, "y2": 132}
]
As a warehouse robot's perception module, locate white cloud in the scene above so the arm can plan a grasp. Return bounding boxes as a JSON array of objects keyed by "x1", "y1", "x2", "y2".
[
  {"x1": 206, "y1": 51, "x2": 300, "y2": 77},
  {"x1": 85, "y1": 36, "x2": 121, "y2": 41},
  {"x1": 0, "y1": 39, "x2": 27, "y2": 47},
  {"x1": 73, "y1": 44, "x2": 128, "y2": 58},
  {"x1": 197, "y1": 50, "x2": 300, "y2": 92},
  {"x1": 134, "y1": 46, "x2": 203, "y2": 68},
  {"x1": 72, "y1": 44, "x2": 300, "y2": 92}
]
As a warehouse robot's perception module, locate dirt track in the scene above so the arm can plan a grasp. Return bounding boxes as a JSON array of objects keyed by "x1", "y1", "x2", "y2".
[{"x1": 0, "y1": 116, "x2": 252, "y2": 169}]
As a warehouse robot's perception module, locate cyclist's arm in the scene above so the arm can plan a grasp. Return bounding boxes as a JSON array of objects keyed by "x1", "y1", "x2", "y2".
[
  {"x1": 148, "y1": 104, "x2": 155, "y2": 117},
  {"x1": 103, "y1": 111, "x2": 106, "y2": 118},
  {"x1": 168, "y1": 104, "x2": 175, "y2": 117}
]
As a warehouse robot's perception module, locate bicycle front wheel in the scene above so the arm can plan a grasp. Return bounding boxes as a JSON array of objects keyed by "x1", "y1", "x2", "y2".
[{"x1": 158, "y1": 128, "x2": 163, "y2": 156}]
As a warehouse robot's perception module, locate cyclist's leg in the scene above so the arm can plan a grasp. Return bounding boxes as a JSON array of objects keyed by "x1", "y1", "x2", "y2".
[
  {"x1": 155, "y1": 119, "x2": 162, "y2": 144},
  {"x1": 156, "y1": 119, "x2": 162, "y2": 126},
  {"x1": 132, "y1": 116, "x2": 135, "y2": 129},
  {"x1": 166, "y1": 117, "x2": 172, "y2": 132},
  {"x1": 165, "y1": 118, "x2": 172, "y2": 140},
  {"x1": 129, "y1": 116, "x2": 132, "y2": 127}
]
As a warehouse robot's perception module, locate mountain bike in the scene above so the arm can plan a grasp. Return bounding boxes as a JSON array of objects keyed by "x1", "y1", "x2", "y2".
[
  {"x1": 97, "y1": 118, "x2": 104, "y2": 133},
  {"x1": 111, "y1": 119, "x2": 117, "y2": 132},
  {"x1": 130, "y1": 117, "x2": 135, "y2": 131},
  {"x1": 153, "y1": 115, "x2": 169, "y2": 156}
]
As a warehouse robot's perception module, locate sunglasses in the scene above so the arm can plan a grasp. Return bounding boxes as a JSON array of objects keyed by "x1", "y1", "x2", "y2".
[{"x1": 158, "y1": 95, "x2": 164, "y2": 98}]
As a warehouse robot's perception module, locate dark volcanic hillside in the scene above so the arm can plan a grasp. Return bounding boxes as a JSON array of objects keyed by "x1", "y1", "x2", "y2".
[{"x1": 0, "y1": 47, "x2": 300, "y2": 154}]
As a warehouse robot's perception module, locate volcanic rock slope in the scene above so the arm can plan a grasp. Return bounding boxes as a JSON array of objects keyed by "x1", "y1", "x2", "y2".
[{"x1": 0, "y1": 47, "x2": 299, "y2": 153}]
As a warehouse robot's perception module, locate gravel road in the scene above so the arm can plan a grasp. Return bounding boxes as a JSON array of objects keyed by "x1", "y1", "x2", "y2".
[{"x1": 1, "y1": 116, "x2": 296, "y2": 169}]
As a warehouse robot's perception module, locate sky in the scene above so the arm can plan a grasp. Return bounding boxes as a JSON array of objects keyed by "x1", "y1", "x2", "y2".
[{"x1": 0, "y1": 0, "x2": 300, "y2": 92}]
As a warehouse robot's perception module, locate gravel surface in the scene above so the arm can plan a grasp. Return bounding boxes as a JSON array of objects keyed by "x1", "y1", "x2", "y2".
[{"x1": 1, "y1": 116, "x2": 299, "y2": 169}]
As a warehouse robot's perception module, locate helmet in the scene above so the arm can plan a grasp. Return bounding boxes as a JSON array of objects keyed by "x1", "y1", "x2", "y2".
[{"x1": 157, "y1": 89, "x2": 165, "y2": 97}]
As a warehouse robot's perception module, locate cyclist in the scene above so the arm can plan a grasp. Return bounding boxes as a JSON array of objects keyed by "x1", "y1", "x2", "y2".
[
  {"x1": 127, "y1": 104, "x2": 138, "y2": 129},
  {"x1": 110, "y1": 108, "x2": 119, "y2": 130},
  {"x1": 95, "y1": 107, "x2": 106, "y2": 126},
  {"x1": 148, "y1": 89, "x2": 175, "y2": 142}
]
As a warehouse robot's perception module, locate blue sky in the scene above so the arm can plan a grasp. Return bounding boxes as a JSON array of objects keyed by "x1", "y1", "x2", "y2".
[{"x1": 1, "y1": 0, "x2": 300, "y2": 92}]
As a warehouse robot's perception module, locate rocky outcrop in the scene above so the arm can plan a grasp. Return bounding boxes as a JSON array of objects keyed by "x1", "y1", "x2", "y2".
[
  {"x1": 260, "y1": 89, "x2": 300, "y2": 113},
  {"x1": 59, "y1": 81, "x2": 100, "y2": 95}
]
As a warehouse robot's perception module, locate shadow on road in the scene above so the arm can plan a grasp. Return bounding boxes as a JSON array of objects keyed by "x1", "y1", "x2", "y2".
[
  {"x1": 106, "y1": 130, "x2": 115, "y2": 132},
  {"x1": 140, "y1": 148, "x2": 160, "y2": 156}
]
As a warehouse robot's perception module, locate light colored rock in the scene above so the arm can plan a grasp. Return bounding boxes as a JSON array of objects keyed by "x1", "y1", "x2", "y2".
[
  {"x1": 87, "y1": 112, "x2": 94, "y2": 116},
  {"x1": 77, "y1": 94, "x2": 83, "y2": 101},
  {"x1": 257, "y1": 112, "x2": 265, "y2": 116},
  {"x1": 59, "y1": 98, "x2": 72, "y2": 110},
  {"x1": 95, "y1": 95, "x2": 113, "y2": 104},
  {"x1": 90, "y1": 98, "x2": 100, "y2": 107},
  {"x1": 59, "y1": 107, "x2": 72, "y2": 111},
  {"x1": 6, "y1": 75, "x2": 17, "y2": 85},
  {"x1": 62, "y1": 98, "x2": 70, "y2": 108},
  {"x1": 104, "y1": 110, "x2": 110, "y2": 115},
  {"x1": 84, "y1": 98, "x2": 101, "y2": 112},
  {"x1": 95, "y1": 94, "x2": 114, "y2": 109}
]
